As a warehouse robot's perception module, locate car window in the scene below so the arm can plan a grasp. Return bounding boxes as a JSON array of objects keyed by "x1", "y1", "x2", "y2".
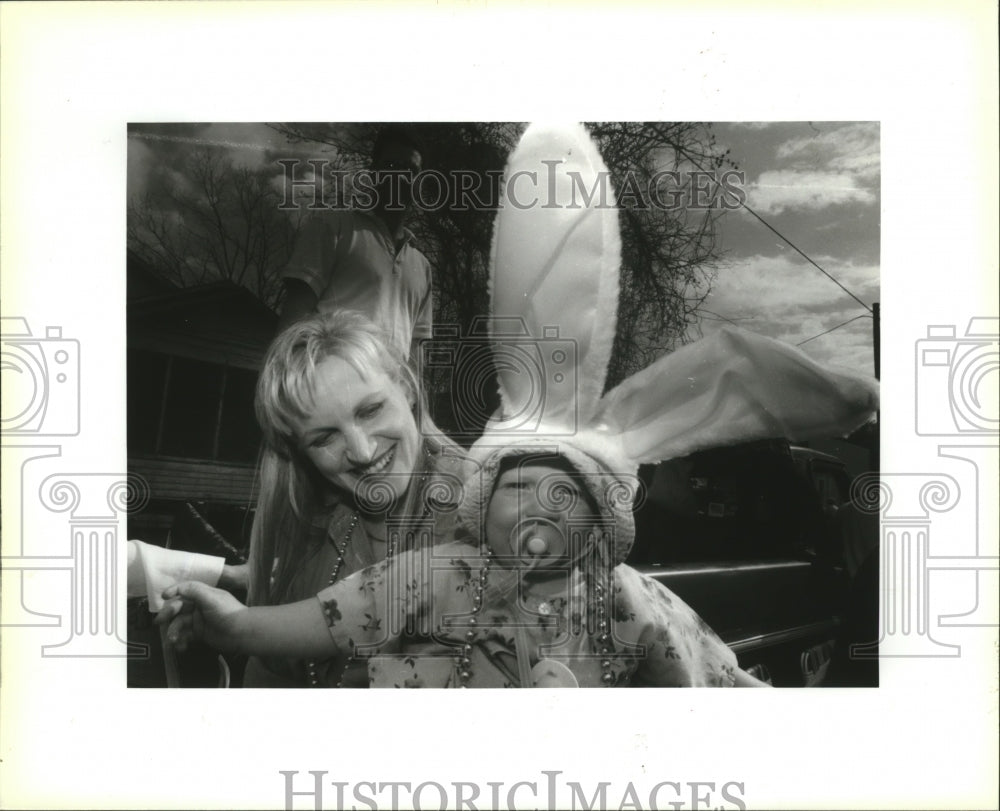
[
  {"x1": 810, "y1": 464, "x2": 849, "y2": 510},
  {"x1": 628, "y1": 441, "x2": 827, "y2": 567}
]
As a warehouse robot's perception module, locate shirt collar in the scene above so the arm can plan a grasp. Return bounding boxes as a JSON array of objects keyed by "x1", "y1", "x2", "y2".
[{"x1": 358, "y1": 209, "x2": 416, "y2": 248}]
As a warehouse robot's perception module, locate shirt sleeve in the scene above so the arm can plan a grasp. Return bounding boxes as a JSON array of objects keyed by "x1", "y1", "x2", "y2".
[
  {"x1": 315, "y1": 555, "x2": 408, "y2": 657},
  {"x1": 283, "y1": 211, "x2": 349, "y2": 298},
  {"x1": 615, "y1": 565, "x2": 739, "y2": 687},
  {"x1": 411, "y1": 256, "x2": 434, "y2": 343},
  {"x1": 314, "y1": 544, "x2": 474, "y2": 658}
]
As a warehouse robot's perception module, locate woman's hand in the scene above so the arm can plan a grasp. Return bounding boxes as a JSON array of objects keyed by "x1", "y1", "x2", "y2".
[{"x1": 155, "y1": 582, "x2": 249, "y2": 654}]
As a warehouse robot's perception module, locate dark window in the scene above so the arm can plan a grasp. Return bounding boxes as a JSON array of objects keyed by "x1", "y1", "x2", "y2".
[
  {"x1": 629, "y1": 440, "x2": 827, "y2": 566},
  {"x1": 217, "y1": 367, "x2": 261, "y2": 463},
  {"x1": 810, "y1": 464, "x2": 849, "y2": 508},
  {"x1": 158, "y1": 358, "x2": 223, "y2": 457},
  {"x1": 128, "y1": 348, "x2": 261, "y2": 463},
  {"x1": 127, "y1": 350, "x2": 168, "y2": 454}
]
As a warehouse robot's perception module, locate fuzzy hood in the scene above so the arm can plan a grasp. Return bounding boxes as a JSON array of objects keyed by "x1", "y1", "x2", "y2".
[{"x1": 458, "y1": 429, "x2": 639, "y2": 566}]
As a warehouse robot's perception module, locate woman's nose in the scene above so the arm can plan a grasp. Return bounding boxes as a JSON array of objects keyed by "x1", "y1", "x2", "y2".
[{"x1": 343, "y1": 427, "x2": 377, "y2": 465}]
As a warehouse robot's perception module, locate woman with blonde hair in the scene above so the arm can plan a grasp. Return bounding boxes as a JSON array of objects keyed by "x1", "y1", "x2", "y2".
[{"x1": 241, "y1": 308, "x2": 468, "y2": 687}]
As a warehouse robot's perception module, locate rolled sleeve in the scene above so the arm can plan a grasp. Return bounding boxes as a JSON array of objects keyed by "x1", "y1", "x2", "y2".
[
  {"x1": 315, "y1": 559, "x2": 394, "y2": 656},
  {"x1": 411, "y1": 261, "x2": 434, "y2": 342}
]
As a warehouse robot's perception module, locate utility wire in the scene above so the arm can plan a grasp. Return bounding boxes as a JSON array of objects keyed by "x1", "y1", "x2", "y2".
[
  {"x1": 675, "y1": 145, "x2": 874, "y2": 316},
  {"x1": 796, "y1": 314, "x2": 872, "y2": 346},
  {"x1": 698, "y1": 309, "x2": 750, "y2": 327},
  {"x1": 738, "y1": 204, "x2": 874, "y2": 314}
]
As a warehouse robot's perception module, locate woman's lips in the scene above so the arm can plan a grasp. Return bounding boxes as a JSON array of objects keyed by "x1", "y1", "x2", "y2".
[{"x1": 355, "y1": 445, "x2": 395, "y2": 476}]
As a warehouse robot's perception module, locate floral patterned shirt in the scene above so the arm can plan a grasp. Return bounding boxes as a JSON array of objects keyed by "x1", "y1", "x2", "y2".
[{"x1": 316, "y1": 542, "x2": 739, "y2": 688}]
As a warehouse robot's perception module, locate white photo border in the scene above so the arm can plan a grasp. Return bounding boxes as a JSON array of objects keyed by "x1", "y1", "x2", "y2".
[{"x1": 1, "y1": 2, "x2": 997, "y2": 809}]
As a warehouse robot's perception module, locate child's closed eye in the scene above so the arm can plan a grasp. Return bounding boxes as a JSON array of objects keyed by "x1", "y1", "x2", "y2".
[{"x1": 503, "y1": 480, "x2": 534, "y2": 491}]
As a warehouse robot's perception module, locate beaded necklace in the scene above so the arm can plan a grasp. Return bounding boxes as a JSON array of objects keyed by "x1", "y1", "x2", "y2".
[
  {"x1": 306, "y1": 447, "x2": 617, "y2": 688},
  {"x1": 307, "y1": 510, "x2": 361, "y2": 687},
  {"x1": 453, "y1": 553, "x2": 493, "y2": 687},
  {"x1": 455, "y1": 554, "x2": 617, "y2": 688},
  {"x1": 306, "y1": 447, "x2": 434, "y2": 688},
  {"x1": 310, "y1": 536, "x2": 617, "y2": 687}
]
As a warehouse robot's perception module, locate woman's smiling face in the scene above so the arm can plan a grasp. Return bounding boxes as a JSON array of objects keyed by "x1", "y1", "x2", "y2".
[{"x1": 294, "y1": 354, "x2": 419, "y2": 504}]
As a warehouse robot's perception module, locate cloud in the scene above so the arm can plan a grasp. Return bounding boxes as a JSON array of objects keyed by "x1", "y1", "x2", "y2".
[
  {"x1": 127, "y1": 138, "x2": 155, "y2": 200},
  {"x1": 702, "y1": 124, "x2": 880, "y2": 377},
  {"x1": 746, "y1": 169, "x2": 877, "y2": 214},
  {"x1": 736, "y1": 123, "x2": 880, "y2": 215},
  {"x1": 700, "y1": 252, "x2": 879, "y2": 376},
  {"x1": 710, "y1": 252, "x2": 879, "y2": 319},
  {"x1": 198, "y1": 123, "x2": 292, "y2": 170},
  {"x1": 725, "y1": 122, "x2": 780, "y2": 130},
  {"x1": 776, "y1": 122, "x2": 880, "y2": 179},
  {"x1": 827, "y1": 149, "x2": 881, "y2": 180}
]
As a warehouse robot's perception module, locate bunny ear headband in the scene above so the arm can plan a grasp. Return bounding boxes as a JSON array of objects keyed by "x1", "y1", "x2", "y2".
[{"x1": 461, "y1": 123, "x2": 879, "y2": 563}]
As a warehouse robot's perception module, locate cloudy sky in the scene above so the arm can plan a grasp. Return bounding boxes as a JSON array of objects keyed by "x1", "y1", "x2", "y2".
[
  {"x1": 128, "y1": 121, "x2": 879, "y2": 378},
  {"x1": 705, "y1": 122, "x2": 879, "y2": 379},
  {"x1": 128, "y1": 122, "x2": 300, "y2": 199}
]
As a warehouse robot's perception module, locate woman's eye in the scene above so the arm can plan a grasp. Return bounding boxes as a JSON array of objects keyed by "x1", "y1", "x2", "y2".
[
  {"x1": 359, "y1": 402, "x2": 384, "y2": 419},
  {"x1": 308, "y1": 431, "x2": 339, "y2": 449}
]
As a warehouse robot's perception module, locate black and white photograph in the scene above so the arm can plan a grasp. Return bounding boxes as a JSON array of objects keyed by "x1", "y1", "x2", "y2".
[
  {"x1": 1, "y1": 3, "x2": 996, "y2": 810},
  {"x1": 124, "y1": 120, "x2": 880, "y2": 693}
]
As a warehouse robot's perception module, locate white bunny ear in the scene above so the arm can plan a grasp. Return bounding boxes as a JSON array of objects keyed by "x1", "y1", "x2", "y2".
[
  {"x1": 489, "y1": 123, "x2": 621, "y2": 429},
  {"x1": 593, "y1": 327, "x2": 879, "y2": 465}
]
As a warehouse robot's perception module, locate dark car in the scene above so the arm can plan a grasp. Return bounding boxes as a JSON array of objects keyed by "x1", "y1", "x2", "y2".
[{"x1": 627, "y1": 438, "x2": 874, "y2": 686}]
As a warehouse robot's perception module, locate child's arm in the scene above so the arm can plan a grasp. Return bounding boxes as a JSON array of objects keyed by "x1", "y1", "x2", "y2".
[
  {"x1": 617, "y1": 565, "x2": 762, "y2": 687},
  {"x1": 158, "y1": 544, "x2": 475, "y2": 663},
  {"x1": 733, "y1": 667, "x2": 771, "y2": 687},
  {"x1": 156, "y1": 581, "x2": 338, "y2": 659}
]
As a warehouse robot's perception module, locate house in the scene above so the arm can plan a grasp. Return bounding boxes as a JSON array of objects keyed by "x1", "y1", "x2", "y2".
[{"x1": 127, "y1": 252, "x2": 277, "y2": 548}]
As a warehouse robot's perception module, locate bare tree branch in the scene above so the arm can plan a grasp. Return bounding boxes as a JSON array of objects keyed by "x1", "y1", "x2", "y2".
[{"x1": 127, "y1": 148, "x2": 300, "y2": 309}]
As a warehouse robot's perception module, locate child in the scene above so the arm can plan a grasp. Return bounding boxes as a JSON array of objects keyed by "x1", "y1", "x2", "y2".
[{"x1": 158, "y1": 445, "x2": 762, "y2": 687}]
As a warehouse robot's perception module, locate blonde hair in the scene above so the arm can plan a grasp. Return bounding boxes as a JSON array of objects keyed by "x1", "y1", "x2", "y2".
[{"x1": 248, "y1": 310, "x2": 444, "y2": 606}]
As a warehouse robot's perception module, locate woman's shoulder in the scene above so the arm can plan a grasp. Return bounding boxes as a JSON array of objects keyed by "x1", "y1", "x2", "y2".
[{"x1": 422, "y1": 440, "x2": 476, "y2": 521}]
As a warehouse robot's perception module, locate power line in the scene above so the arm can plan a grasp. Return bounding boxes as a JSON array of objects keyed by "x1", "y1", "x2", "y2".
[
  {"x1": 675, "y1": 145, "x2": 874, "y2": 316},
  {"x1": 796, "y1": 313, "x2": 872, "y2": 346},
  {"x1": 738, "y1": 204, "x2": 874, "y2": 314},
  {"x1": 698, "y1": 309, "x2": 750, "y2": 327}
]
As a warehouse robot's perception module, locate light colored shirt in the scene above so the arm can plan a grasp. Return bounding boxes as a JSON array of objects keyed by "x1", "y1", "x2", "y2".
[
  {"x1": 284, "y1": 210, "x2": 433, "y2": 356},
  {"x1": 315, "y1": 542, "x2": 740, "y2": 688}
]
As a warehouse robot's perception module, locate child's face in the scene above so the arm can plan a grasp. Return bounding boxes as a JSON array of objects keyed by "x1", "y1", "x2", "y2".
[
  {"x1": 294, "y1": 354, "x2": 419, "y2": 504},
  {"x1": 485, "y1": 461, "x2": 599, "y2": 568}
]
